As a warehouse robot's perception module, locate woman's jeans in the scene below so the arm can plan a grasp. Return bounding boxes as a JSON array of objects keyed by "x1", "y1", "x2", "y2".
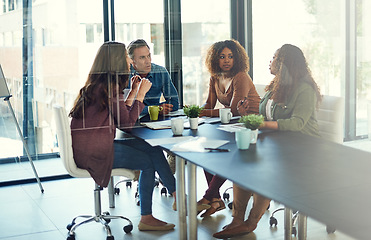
[{"x1": 112, "y1": 138, "x2": 176, "y2": 216}]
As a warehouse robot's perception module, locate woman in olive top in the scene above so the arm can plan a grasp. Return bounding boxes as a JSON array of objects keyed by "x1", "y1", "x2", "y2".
[
  {"x1": 197, "y1": 39, "x2": 261, "y2": 217},
  {"x1": 213, "y1": 44, "x2": 321, "y2": 239}
]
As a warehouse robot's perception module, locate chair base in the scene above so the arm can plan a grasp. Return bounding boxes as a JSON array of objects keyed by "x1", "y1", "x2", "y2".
[
  {"x1": 269, "y1": 207, "x2": 336, "y2": 237},
  {"x1": 66, "y1": 185, "x2": 133, "y2": 240}
]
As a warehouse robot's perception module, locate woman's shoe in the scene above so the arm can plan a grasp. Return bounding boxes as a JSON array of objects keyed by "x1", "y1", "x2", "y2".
[
  {"x1": 138, "y1": 221, "x2": 175, "y2": 231},
  {"x1": 197, "y1": 203, "x2": 211, "y2": 213},
  {"x1": 200, "y1": 200, "x2": 226, "y2": 217},
  {"x1": 212, "y1": 224, "x2": 251, "y2": 239}
]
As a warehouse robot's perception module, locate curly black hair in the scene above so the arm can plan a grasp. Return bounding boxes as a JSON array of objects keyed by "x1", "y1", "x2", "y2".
[{"x1": 205, "y1": 39, "x2": 249, "y2": 78}]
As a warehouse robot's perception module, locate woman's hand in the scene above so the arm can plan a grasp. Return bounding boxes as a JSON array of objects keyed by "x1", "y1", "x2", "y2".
[
  {"x1": 237, "y1": 98, "x2": 249, "y2": 116},
  {"x1": 136, "y1": 78, "x2": 152, "y2": 102},
  {"x1": 130, "y1": 75, "x2": 141, "y2": 91}
]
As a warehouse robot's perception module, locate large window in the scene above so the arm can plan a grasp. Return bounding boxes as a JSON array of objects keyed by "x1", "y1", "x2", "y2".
[
  {"x1": 356, "y1": 0, "x2": 371, "y2": 137},
  {"x1": 252, "y1": 0, "x2": 371, "y2": 140},
  {"x1": 114, "y1": 0, "x2": 165, "y2": 66},
  {"x1": 252, "y1": 0, "x2": 344, "y2": 96},
  {"x1": 181, "y1": 0, "x2": 230, "y2": 106},
  {"x1": 0, "y1": 0, "x2": 103, "y2": 181},
  {"x1": 1, "y1": 0, "x2": 370, "y2": 184}
]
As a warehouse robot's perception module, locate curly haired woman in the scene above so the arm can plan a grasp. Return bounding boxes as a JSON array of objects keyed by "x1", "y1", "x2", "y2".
[{"x1": 197, "y1": 39, "x2": 261, "y2": 217}]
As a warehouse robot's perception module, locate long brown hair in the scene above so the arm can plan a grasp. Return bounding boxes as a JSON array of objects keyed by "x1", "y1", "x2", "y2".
[
  {"x1": 266, "y1": 44, "x2": 321, "y2": 106},
  {"x1": 69, "y1": 42, "x2": 130, "y2": 119},
  {"x1": 205, "y1": 39, "x2": 249, "y2": 78}
]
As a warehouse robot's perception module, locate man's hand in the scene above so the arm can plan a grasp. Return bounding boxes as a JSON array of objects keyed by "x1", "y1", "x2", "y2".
[{"x1": 159, "y1": 103, "x2": 173, "y2": 115}]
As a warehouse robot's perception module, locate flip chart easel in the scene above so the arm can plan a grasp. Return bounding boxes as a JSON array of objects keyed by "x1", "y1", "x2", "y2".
[{"x1": 0, "y1": 65, "x2": 44, "y2": 193}]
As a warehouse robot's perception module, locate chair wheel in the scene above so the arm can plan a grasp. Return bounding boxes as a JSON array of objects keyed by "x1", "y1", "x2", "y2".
[
  {"x1": 161, "y1": 187, "x2": 167, "y2": 195},
  {"x1": 223, "y1": 192, "x2": 230, "y2": 201},
  {"x1": 114, "y1": 187, "x2": 120, "y2": 195},
  {"x1": 67, "y1": 234, "x2": 75, "y2": 240},
  {"x1": 269, "y1": 216, "x2": 278, "y2": 227},
  {"x1": 106, "y1": 236, "x2": 114, "y2": 240},
  {"x1": 137, "y1": 200, "x2": 140, "y2": 206},
  {"x1": 123, "y1": 224, "x2": 133, "y2": 233},
  {"x1": 326, "y1": 225, "x2": 336, "y2": 234},
  {"x1": 126, "y1": 181, "x2": 132, "y2": 187},
  {"x1": 228, "y1": 202, "x2": 233, "y2": 209},
  {"x1": 292, "y1": 226, "x2": 297, "y2": 236}
]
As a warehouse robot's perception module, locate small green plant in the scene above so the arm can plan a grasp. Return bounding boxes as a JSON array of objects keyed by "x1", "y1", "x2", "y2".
[
  {"x1": 183, "y1": 105, "x2": 204, "y2": 118},
  {"x1": 239, "y1": 114, "x2": 264, "y2": 130}
]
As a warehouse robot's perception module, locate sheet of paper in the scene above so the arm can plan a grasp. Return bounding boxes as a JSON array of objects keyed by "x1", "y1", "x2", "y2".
[
  {"x1": 164, "y1": 109, "x2": 185, "y2": 117},
  {"x1": 145, "y1": 136, "x2": 194, "y2": 146},
  {"x1": 218, "y1": 122, "x2": 246, "y2": 132},
  {"x1": 140, "y1": 120, "x2": 172, "y2": 130},
  {"x1": 201, "y1": 116, "x2": 241, "y2": 124},
  {"x1": 170, "y1": 137, "x2": 229, "y2": 152}
]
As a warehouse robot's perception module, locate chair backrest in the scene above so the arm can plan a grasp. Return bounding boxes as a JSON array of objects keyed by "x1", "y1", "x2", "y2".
[
  {"x1": 53, "y1": 105, "x2": 91, "y2": 178},
  {"x1": 53, "y1": 105, "x2": 136, "y2": 180},
  {"x1": 317, "y1": 95, "x2": 344, "y2": 144}
]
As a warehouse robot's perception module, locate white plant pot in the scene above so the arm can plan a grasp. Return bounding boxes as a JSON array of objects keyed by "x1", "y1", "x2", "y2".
[
  {"x1": 250, "y1": 129, "x2": 259, "y2": 144},
  {"x1": 189, "y1": 117, "x2": 199, "y2": 130}
]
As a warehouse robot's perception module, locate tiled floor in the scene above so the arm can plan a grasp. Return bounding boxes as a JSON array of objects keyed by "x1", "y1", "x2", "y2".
[{"x1": 0, "y1": 164, "x2": 358, "y2": 240}]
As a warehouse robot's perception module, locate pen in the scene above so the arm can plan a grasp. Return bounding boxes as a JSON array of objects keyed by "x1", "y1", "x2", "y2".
[{"x1": 205, "y1": 148, "x2": 230, "y2": 152}]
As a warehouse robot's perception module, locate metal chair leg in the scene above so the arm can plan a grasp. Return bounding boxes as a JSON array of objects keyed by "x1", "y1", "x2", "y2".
[{"x1": 66, "y1": 183, "x2": 133, "y2": 239}]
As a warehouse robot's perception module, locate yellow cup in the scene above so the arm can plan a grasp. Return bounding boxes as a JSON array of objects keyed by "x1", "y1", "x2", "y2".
[{"x1": 148, "y1": 105, "x2": 163, "y2": 121}]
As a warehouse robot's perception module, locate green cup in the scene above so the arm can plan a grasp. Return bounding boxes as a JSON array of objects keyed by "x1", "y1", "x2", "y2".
[{"x1": 148, "y1": 105, "x2": 163, "y2": 121}]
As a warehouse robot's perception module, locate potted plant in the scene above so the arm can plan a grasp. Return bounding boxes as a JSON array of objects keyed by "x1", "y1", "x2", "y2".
[
  {"x1": 238, "y1": 114, "x2": 264, "y2": 144},
  {"x1": 183, "y1": 104, "x2": 204, "y2": 130}
]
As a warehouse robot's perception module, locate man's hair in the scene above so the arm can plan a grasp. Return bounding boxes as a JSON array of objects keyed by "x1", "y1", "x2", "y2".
[{"x1": 127, "y1": 39, "x2": 150, "y2": 59}]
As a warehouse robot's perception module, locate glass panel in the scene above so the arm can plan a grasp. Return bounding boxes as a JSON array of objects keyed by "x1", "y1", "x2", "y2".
[
  {"x1": 252, "y1": 0, "x2": 345, "y2": 98},
  {"x1": 181, "y1": 0, "x2": 230, "y2": 106},
  {"x1": 0, "y1": 0, "x2": 103, "y2": 182},
  {"x1": 114, "y1": 0, "x2": 165, "y2": 66},
  {"x1": 356, "y1": 0, "x2": 371, "y2": 137}
]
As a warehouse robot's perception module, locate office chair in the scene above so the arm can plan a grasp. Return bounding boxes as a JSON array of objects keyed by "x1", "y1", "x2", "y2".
[
  {"x1": 269, "y1": 95, "x2": 344, "y2": 237},
  {"x1": 53, "y1": 105, "x2": 135, "y2": 240}
]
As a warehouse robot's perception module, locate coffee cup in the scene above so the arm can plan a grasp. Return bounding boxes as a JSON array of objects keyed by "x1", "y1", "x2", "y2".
[
  {"x1": 171, "y1": 118, "x2": 184, "y2": 135},
  {"x1": 148, "y1": 105, "x2": 163, "y2": 121},
  {"x1": 219, "y1": 108, "x2": 233, "y2": 124},
  {"x1": 235, "y1": 128, "x2": 252, "y2": 150}
]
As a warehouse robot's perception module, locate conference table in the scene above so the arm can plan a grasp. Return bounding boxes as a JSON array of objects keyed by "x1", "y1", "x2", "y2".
[{"x1": 126, "y1": 119, "x2": 371, "y2": 240}]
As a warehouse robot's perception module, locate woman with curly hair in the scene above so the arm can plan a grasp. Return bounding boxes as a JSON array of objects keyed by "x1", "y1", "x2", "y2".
[
  {"x1": 197, "y1": 39, "x2": 261, "y2": 217},
  {"x1": 213, "y1": 44, "x2": 321, "y2": 239},
  {"x1": 69, "y1": 42, "x2": 177, "y2": 231}
]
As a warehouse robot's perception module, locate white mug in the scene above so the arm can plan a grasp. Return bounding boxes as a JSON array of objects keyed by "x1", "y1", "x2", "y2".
[
  {"x1": 219, "y1": 108, "x2": 233, "y2": 124},
  {"x1": 235, "y1": 128, "x2": 252, "y2": 150},
  {"x1": 171, "y1": 118, "x2": 184, "y2": 135}
]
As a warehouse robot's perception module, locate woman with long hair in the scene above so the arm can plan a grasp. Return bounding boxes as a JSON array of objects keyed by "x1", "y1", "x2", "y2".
[
  {"x1": 214, "y1": 44, "x2": 321, "y2": 239},
  {"x1": 69, "y1": 42, "x2": 176, "y2": 231}
]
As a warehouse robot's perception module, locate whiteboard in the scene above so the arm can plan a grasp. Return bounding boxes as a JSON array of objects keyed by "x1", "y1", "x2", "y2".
[{"x1": 0, "y1": 65, "x2": 11, "y2": 98}]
